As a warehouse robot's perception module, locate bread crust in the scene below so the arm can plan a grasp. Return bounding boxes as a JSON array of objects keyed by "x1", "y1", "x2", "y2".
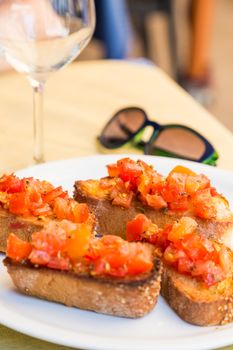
[
  {"x1": 161, "y1": 266, "x2": 233, "y2": 326},
  {"x1": 74, "y1": 180, "x2": 233, "y2": 243},
  {"x1": 4, "y1": 257, "x2": 162, "y2": 318}
]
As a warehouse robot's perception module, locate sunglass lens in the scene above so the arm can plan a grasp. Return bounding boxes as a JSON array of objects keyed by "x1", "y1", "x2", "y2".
[
  {"x1": 99, "y1": 108, "x2": 146, "y2": 148},
  {"x1": 149, "y1": 127, "x2": 206, "y2": 160}
]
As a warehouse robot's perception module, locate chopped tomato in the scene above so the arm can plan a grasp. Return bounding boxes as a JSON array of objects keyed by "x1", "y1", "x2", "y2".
[
  {"x1": 71, "y1": 202, "x2": 89, "y2": 223},
  {"x1": 125, "y1": 243, "x2": 153, "y2": 275},
  {"x1": 0, "y1": 174, "x2": 24, "y2": 193},
  {"x1": 29, "y1": 249, "x2": 50, "y2": 265},
  {"x1": 192, "y1": 189, "x2": 217, "y2": 219},
  {"x1": 43, "y1": 186, "x2": 65, "y2": 203},
  {"x1": 65, "y1": 223, "x2": 92, "y2": 260},
  {"x1": 168, "y1": 196, "x2": 189, "y2": 212},
  {"x1": 116, "y1": 158, "x2": 142, "y2": 189},
  {"x1": 53, "y1": 197, "x2": 71, "y2": 220},
  {"x1": 145, "y1": 194, "x2": 167, "y2": 210},
  {"x1": 53, "y1": 198, "x2": 89, "y2": 223},
  {"x1": 30, "y1": 203, "x2": 52, "y2": 217},
  {"x1": 110, "y1": 178, "x2": 134, "y2": 208},
  {"x1": 126, "y1": 214, "x2": 151, "y2": 241},
  {"x1": 7, "y1": 233, "x2": 32, "y2": 261},
  {"x1": 219, "y1": 246, "x2": 231, "y2": 273},
  {"x1": 169, "y1": 165, "x2": 196, "y2": 177},
  {"x1": 185, "y1": 174, "x2": 210, "y2": 194},
  {"x1": 163, "y1": 245, "x2": 187, "y2": 264},
  {"x1": 162, "y1": 179, "x2": 184, "y2": 203},
  {"x1": 87, "y1": 235, "x2": 153, "y2": 277},
  {"x1": 47, "y1": 256, "x2": 70, "y2": 270},
  {"x1": 112, "y1": 191, "x2": 134, "y2": 208},
  {"x1": 168, "y1": 217, "x2": 197, "y2": 242},
  {"x1": 126, "y1": 213, "x2": 227, "y2": 287},
  {"x1": 32, "y1": 227, "x2": 67, "y2": 257},
  {"x1": 9, "y1": 193, "x2": 30, "y2": 216},
  {"x1": 107, "y1": 163, "x2": 120, "y2": 177}
]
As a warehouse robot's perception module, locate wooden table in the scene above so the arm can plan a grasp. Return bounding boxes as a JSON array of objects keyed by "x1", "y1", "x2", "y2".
[
  {"x1": 0, "y1": 60, "x2": 233, "y2": 350},
  {"x1": 0, "y1": 60, "x2": 232, "y2": 173}
]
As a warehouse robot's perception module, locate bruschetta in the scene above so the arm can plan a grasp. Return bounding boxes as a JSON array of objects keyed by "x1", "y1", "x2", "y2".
[
  {"x1": 74, "y1": 157, "x2": 233, "y2": 248},
  {"x1": 126, "y1": 214, "x2": 233, "y2": 326},
  {"x1": 4, "y1": 220, "x2": 162, "y2": 318},
  {"x1": 0, "y1": 174, "x2": 92, "y2": 252}
]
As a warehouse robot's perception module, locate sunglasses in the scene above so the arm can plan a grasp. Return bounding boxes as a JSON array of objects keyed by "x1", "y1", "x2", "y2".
[{"x1": 98, "y1": 107, "x2": 218, "y2": 165}]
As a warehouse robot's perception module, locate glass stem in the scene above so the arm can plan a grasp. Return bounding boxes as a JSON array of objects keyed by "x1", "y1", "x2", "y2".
[{"x1": 33, "y1": 81, "x2": 45, "y2": 163}]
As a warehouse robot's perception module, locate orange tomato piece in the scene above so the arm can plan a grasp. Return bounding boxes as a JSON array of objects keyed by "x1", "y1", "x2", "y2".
[
  {"x1": 87, "y1": 235, "x2": 153, "y2": 277},
  {"x1": 65, "y1": 223, "x2": 92, "y2": 261},
  {"x1": 9, "y1": 193, "x2": 30, "y2": 216},
  {"x1": 168, "y1": 196, "x2": 189, "y2": 212},
  {"x1": 185, "y1": 174, "x2": 210, "y2": 194},
  {"x1": 126, "y1": 243, "x2": 153, "y2": 275},
  {"x1": 126, "y1": 214, "x2": 151, "y2": 241},
  {"x1": 145, "y1": 194, "x2": 167, "y2": 209},
  {"x1": 168, "y1": 217, "x2": 197, "y2": 242},
  {"x1": 71, "y1": 202, "x2": 89, "y2": 223},
  {"x1": 169, "y1": 165, "x2": 196, "y2": 177},
  {"x1": 53, "y1": 197, "x2": 71, "y2": 220},
  {"x1": 7, "y1": 233, "x2": 32, "y2": 261},
  {"x1": 192, "y1": 189, "x2": 217, "y2": 219},
  {"x1": 43, "y1": 186, "x2": 65, "y2": 203},
  {"x1": 107, "y1": 163, "x2": 120, "y2": 177},
  {"x1": 117, "y1": 158, "x2": 142, "y2": 187}
]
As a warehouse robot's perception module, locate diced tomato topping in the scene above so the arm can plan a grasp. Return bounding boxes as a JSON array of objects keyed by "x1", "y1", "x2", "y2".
[
  {"x1": 29, "y1": 250, "x2": 50, "y2": 265},
  {"x1": 169, "y1": 165, "x2": 196, "y2": 177},
  {"x1": 71, "y1": 203, "x2": 89, "y2": 223},
  {"x1": 111, "y1": 191, "x2": 134, "y2": 208},
  {"x1": 104, "y1": 158, "x2": 227, "y2": 219},
  {"x1": 110, "y1": 178, "x2": 134, "y2": 208},
  {"x1": 7, "y1": 220, "x2": 153, "y2": 278},
  {"x1": 0, "y1": 174, "x2": 24, "y2": 193},
  {"x1": 167, "y1": 217, "x2": 197, "y2": 242},
  {"x1": 126, "y1": 214, "x2": 228, "y2": 287},
  {"x1": 126, "y1": 214, "x2": 151, "y2": 241},
  {"x1": 9, "y1": 193, "x2": 30, "y2": 216},
  {"x1": 116, "y1": 158, "x2": 142, "y2": 187},
  {"x1": 168, "y1": 196, "x2": 189, "y2": 212},
  {"x1": 32, "y1": 227, "x2": 67, "y2": 257},
  {"x1": 145, "y1": 194, "x2": 167, "y2": 210},
  {"x1": 107, "y1": 163, "x2": 120, "y2": 177},
  {"x1": 86, "y1": 235, "x2": 153, "y2": 277},
  {"x1": 7, "y1": 233, "x2": 32, "y2": 261},
  {"x1": 43, "y1": 186, "x2": 65, "y2": 203},
  {"x1": 53, "y1": 198, "x2": 89, "y2": 223},
  {"x1": 64, "y1": 223, "x2": 92, "y2": 261},
  {"x1": 0, "y1": 174, "x2": 89, "y2": 223},
  {"x1": 47, "y1": 256, "x2": 70, "y2": 270},
  {"x1": 185, "y1": 174, "x2": 210, "y2": 194},
  {"x1": 192, "y1": 189, "x2": 217, "y2": 219},
  {"x1": 30, "y1": 203, "x2": 52, "y2": 217}
]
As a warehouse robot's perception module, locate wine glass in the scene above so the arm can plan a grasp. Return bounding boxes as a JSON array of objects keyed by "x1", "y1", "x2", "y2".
[{"x1": 0, "y1": 0, "x2": 95, "y2": 163}]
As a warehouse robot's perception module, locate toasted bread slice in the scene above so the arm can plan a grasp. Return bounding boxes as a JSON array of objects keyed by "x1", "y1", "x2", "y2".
[
  {"x1": 74, "y1": 180, "x2": 233, "y2": 246},
  {"x1": 0, "y1": 208, "x2": 47, "y2": 252},
  {"x1": 4, "y1": 256, "x2": 162, "y2": 318},
  {"x1": 161, "y1": 265, "x2": 233, "y2": 326}
]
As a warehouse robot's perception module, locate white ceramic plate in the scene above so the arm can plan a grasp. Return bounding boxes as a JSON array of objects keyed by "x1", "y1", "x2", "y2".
[{"x1": 1, "y1": 155, "x2": 233, "y2": 350}]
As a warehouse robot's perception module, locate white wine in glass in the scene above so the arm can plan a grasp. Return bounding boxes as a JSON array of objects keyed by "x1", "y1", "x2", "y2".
[{"x1": 0, "y1": 0, "x2": 95, "y2": 163}]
